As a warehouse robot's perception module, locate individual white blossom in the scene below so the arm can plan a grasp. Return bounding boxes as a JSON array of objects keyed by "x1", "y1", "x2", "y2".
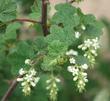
[
  {"x1": 17, "y1": 68, "x2": 40, "y2": 95},
  {"x1": 67, "y1": 66, "x2": 79, "y2": 74},
  {"x1": 81, "y1": 25, "x2": 86, "y2": 30},
  {"x1": 92, "y1": 37, "x2": 100, "y2": 49},
  {"x1": 69, "y1": 58, "x2": 76, "y2": 64},
  {"x1": 25, "y1": 59, "x2": 31, "y2": 65},
  {"x1": 81, "y1": 64, "x2": 88, "y2": 70},
  {"x1": 66, "y1": 49, "x2": 78, "y2": 56},
  {"x1": 19, "y1": 68, "x2": 26, "y2": 75},
  {"x1": 75, "y1": 32, "x2": 81, "y2": 39},
  {"x1": 55, "y1": 78, "x2": 61, "y2": 83}
]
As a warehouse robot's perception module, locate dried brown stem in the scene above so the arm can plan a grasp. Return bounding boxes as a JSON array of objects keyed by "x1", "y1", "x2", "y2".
[
  {"x1": 1, "y1": 75, "x2": 23, "y2": 101},
  {"x1": 0, "y1": 18, "x2": 41, "y2": 28},
  {"x1": 41, "y1": 0, "x2": 48, "y2": 36}
]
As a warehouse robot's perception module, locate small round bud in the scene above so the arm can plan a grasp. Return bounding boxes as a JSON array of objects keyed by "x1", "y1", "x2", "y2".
[{"x1": 25, "y1": 59, "x2": 31, "y2": 65}]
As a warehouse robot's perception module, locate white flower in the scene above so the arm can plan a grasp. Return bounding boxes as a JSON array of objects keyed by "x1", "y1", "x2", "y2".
[
  {"x1": 92, "y1": 37, "x2": 100, "y2": 49},
  {"x1": 25, "y1": 59, "x2": 31, "y2": 65},
  {"x1": 19, "y1": 68, "x2": 26, "y2": 75},
  {"x1": 75, "y1": 32, "x2": 81, "y2": 39},
  {"x1": 81, "y1": 25, "x2": 86, "y2": 30},
  {"x1": 66, "y1": 49, "x2": 78, "y2": 56},
  {"x1": 79, "y1": 80, "x2": 84, "y2": 85},
  {"x1": 84, "y1": 39, "x2": 92, "y2": 47},
  {"x1": 67, "y1": 66, "x2": 74, "y2": 72},
  {"x1": 78, "y1": 45, "x2": 87, "y2": 50},
  {"x1": 73, "y1": 76, "x2": 78, "y2": 81},
  {"x1": 79, "y1": 37, "x2": 100, "y2": 50},
  {"x1": 55, "y1": 78, "x2": 61, "y2": 83},
  {"x1": 81, "y1": 64, "x2": 88, "y2": 70},
  {"x1": 82, "y1": 72, "x2": 87, "y2": 76},
  {"x1": 17, "y1": 78, "x2": 23, "y2": 82},
  {"x1": 29, "y1": 68, "x2": 36, "y2": 76},
  {"x1": 84, "y1": 78, "x2": 88, "y2": 82},
  {"x1": 67, "y1": 66, "x2": 79, "y2": 75},
  {"x1": 69, "y1": 58, "x2": 76, "y2": 64},
  {"x1": 91, "y1": 49, "x2": 97, "y2": 56}
]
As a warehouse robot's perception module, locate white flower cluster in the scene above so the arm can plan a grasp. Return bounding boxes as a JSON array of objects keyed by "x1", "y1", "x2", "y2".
[
  {"x1": 67, "y1": 64, "x2": 88, "y2": 92},
  {"x1": 78, "y1": 37, "x2": 100, "y2": 66},
  {"x1": 46, "y1": 76, "x2": 60, "y2": 101},
  {"x1": 66, "y1": 49, "x2": 88, "y2": 92},
  {"x1": 17, "y1": 68, "x2": 40, "y2": 95}
]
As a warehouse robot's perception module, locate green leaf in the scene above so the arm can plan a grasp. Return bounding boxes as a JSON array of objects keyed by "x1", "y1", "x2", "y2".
[
  {"x1": 42, "y1": 40, "x2": 68, "y2": 71},
  {"x1": 46, "y1": 25, "x2": 75, "y2": 46},
  {"x1": 8, "y1": 41, "x2": 34, "y2": 75},
  {"x1": 82, "y1": 14, "x2": 96, "y2": 25},
  {"x1": 82, "y1": 14, "x2": 104, "y2": 37},
  {"x1": 51, "y1": 3, "x2": 80, "y2": 27},
  {"x1": 32, "y1": 36, "x2": 47, "y2": 52},
  {"x1": 0, "y1": 79, "x2": 8, "y2": 99},
  {"x1": 75, "y1": 55, "x2": 89, "y2": 65},
  {"x1": 47, "y1": 40, "x2": 68, "y2": 57},
  {"x1": 84, "y1": 21, "x2": 104, "y2": 38},
  {"x1": 0, "y1": 0, "x2": 16, "y2": 22},
  {"x1": 4, "y1": 22, "x2": 21, "y2": 40},
  {"x1": 29, "y1": 0, "x2": 42, "y2": 20}
]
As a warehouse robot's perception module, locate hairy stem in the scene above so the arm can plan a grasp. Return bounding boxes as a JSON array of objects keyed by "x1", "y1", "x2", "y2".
[{"x1": 41, "y1": 0, "x2": 48, "y2": 36}]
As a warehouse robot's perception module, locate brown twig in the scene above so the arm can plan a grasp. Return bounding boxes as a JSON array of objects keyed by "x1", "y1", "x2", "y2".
[
  {"x1": 0, "y1": 18, "x2": 41, "y2": 28},
  {"x1": 14, "y1": 19, "x2": 41, "y2": 24},
  {"x1": 1, "y1": 75, "x2": 22, "y2": 101},
  {"x1": 41, "y1": 0, "x2": 48, "y2": 36}
]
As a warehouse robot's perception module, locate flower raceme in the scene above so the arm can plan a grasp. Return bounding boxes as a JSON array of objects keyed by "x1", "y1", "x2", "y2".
[
  {"x1": 66, "y1": 49, "x2": 89, "y2": 92},
  {"x1": 17, "y1": 59, "x2": 40, "y2": 95},
  {"x1": 67, "y1": 64, "x2": 88, "y2": 92},
  {"x1": 17, "y1": 37, "x2": 100, "y2": 96},
  {"x1": 46, "y1": 76, "x2": 60, "y2": 101},
  {"x1": 78, "y1": 37, "x2": 100, "y2": 66},
  {"x1": 78, "y1": 37, "x2": 100, "y2": 51},
  {"x1": 66, "y1": 37, "x2": 100, "y2": 92}
]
